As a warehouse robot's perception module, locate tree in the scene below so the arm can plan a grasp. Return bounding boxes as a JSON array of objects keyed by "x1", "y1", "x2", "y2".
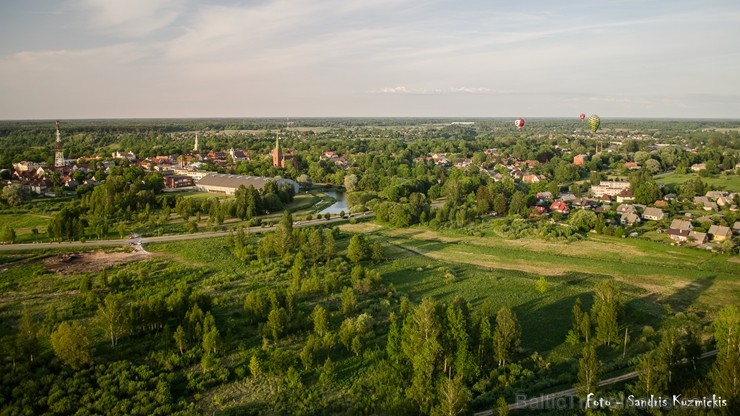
[
  {"x1": 266, "y1": 307, "x2": 287, "y2": 342},
  {"x1": 571, "y1": 298, "x2": 584, "y2": 340},
  {"x1": 402, "y1": 298, "x2": 442, "y2": 414},
  {"x1": 95, "y1": 293, "x2": 129, "y2": 346},
  {"x1": 581, "y1": 312, "x2": 591, "y2": 344},
  {"x1": 493, "y1": 306, "x2": 521, "y2": 367},
  {"x1": 312, "y1": 304, "x2": 329, "y2": 337},
  {"x1": 576, "y1": 345, "x2": 600, "y2": 399},
  {"x1": 174, "y1": 325, "x2": 187, "y2": 354},
  {"x1": 319, "y1": 357, "x2": 335, "y2": 387},
  {"x1": 496, "y1": 397, "x2": 509, "y2": 416},
  {"x1": 249, "y1": 355, "x2": 262, "y2": 379},
  {"x1": 569, "y1": 209, "x2": 598, "y2": 232},
  {"x1": 2, "y1": 184, "x2": 30, "y2": 207},
  {"x1": 535, "y1": 276, "x2": 548, "y2": 294},
  {"x1": 16, "y1": 305, "x2": 39, "y2": 362},
  {"x1": 477, "y1": 315, "x2": 492, "y2": 372},
  {"x1": 347, "y1": 234, "x2": 370, "y2": 263},
  {"x1": 593, "y1": 280, "x2": 622, "y2": 346},
  {"x1": 432, "y1": 376, "x2": 471, "y2": 416},
  {"x1": 344, "y1": 174, "x2": 359, "y2": 192},
  {"x1": 275, "y1": 211, "x2": 294, "y2": 256},
  {"x1": 508, "y1": 192, "x2": 527, "y2": 217},
  {"x1": 493, "y1": 194, "x2": 507, "y2": 215},
  {"x1": 631, "y1": 351, "x2": 668, "y2": 397},
  {"x1": 711, "y1": 305, "x2": 740, "y2": 408},
  {"x1": 202, "y1": 312, "x2": 220, "y2": 355},
  {"x1": 50, "y1": 321, "x2": 93, "y2": 369},
  {"x1": 341, "y1": 287, "x2": 358, "y2": 315},
  {"x1": 1, "y1": 225, "x2": 16, "y2": 244},
  {"x1": 386, "y1": 312, "x2": 403, "y2": 365}
]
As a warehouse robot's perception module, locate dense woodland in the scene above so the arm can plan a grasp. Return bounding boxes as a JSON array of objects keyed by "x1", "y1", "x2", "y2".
[{"x1": 1, "y1": 119, "x2": 739, "y2": 415}]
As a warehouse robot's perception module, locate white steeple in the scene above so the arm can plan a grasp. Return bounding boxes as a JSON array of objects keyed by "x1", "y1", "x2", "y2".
[{"x1": 54, "y1": 120, "x2": 65, "y2": 167}]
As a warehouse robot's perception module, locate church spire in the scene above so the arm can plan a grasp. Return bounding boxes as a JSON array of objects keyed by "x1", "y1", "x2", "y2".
[
  {"x1": 54, "y1": 120, "x2": 65, "y2": 168},
  {"x1": 273, "y1": 132, "x2": 283, "y2": 168}
]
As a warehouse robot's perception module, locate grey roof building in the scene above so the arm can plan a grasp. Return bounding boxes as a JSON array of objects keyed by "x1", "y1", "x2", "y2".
[{"x1": 196, "y1": 174, "x2": 299, "y2": 195}]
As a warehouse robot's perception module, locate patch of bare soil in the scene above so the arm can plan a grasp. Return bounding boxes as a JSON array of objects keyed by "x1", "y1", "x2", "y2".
[{"x1": 43, "y1": 250, "x2": 151, "y2": 274}]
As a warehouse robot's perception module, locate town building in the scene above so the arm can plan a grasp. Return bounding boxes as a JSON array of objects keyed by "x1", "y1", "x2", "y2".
[
  {"x1": 590, "y1": 180, "x2": 631, "y2": 197},
  {"x1": 196, "y1": 173, "x2": 299, "y2": 195}
]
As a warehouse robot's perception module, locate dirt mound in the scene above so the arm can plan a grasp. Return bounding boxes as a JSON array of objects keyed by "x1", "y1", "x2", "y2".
[{"x1": 44, "y1": 250, "x2": 150, "y2": 274}]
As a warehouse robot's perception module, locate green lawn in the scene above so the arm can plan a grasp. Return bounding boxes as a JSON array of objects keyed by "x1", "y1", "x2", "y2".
[
  {"x1": 655, "y1": 172, "x2": 740, "y2": 192},
  {"x1": 0, "y1": 213, "x2": 51, "y2": 231},
  {"x1": 374, "y1": 225, "x2": 740, "y2": 315}
]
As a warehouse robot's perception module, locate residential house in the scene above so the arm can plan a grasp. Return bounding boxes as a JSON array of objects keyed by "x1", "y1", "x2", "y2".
[
  {"x1": 621, "y1": 212, "x2": 641, "y2": 226},
  {"x1": 164, "y1": 175, "x2": 195, "y2": 189},
  {"x1": 654, "y1": 200, "x2": 669, "y2": 208},
  {"x1": 688, "y1": 231, "x2": 708, "y2": 245},
  {"x1": 624, "y1": 162, "x2": 640, "y2": 170},
  {"x1": 536, "y1": 191, "x2": 554, "y2": 202},
  {"x1": 703, "y1": 201, "x2": 719, "y2": 212},
  {"x1": 229, "y1": 148, "x2": 250, "y2": 162},
  {"x1": 590, "y1": 180, "x2": 631, "y2": 197},
  {"x1": 732, "y1": 221, "x2": 740, "y2": 235},
  {"x1": 559, "y1": 193, "x2": 577, "y2": 203},
  {"x1": 693, "y1": 196, "x2": 710, "y2": 205},
  {"x1": 572, "y1": 198, "x2": 599, "y2": 210},
  {"x1": 641, "y1": 207, "x2": 665, "y2": 221},
  {"x1": 716, "y1": 196, "x2": 733, "y2": 208},
  {"x1": 668, "y1": 219, "x2": 693, "y2": 242},
  {"x1": 669, "y1": 219, "x2": 693, "y2": 231},
  {"x1": 573, "y1": 154, "x2": 588, "y2": 166},
  {"x1": 522, "y1": 174, "x2": 543, "y2": 184},
  {"x1": 616, "y1": 189, "x2": 635, "y2": 203},
  {"x1": 549, "y1": 201, "x2": 570, "y2": 215},
  {"x1": 668, "y1": 229, "x2": 690, "y2": 242},
  {"x1": 690, "y1": 163, "x2": 706, "y2": 172},
  {"x1": 455, "y1": 158, "x2": 473, "y2": 169},
  {"x1": 705, "y1": 191, "x2": 728, "y2": 200},
  {"x1": 112, "y1": 151, "x2": 137, "y2": 161},
  {"x1": 616, "y1": 204, "x2": 636, "y2": 215},
  {"x1": 529, "y1": 206, "x2": 547, "y2": 217},
  {"x1": 708, "y1": 225, "x2": 732, "y2": 242}
]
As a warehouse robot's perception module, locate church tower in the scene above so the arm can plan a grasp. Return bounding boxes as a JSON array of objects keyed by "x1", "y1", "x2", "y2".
[
  {"x1": 193, "y1": 134, "x2": 199, "y2": 152},
  {"x1": 54, "y1": 120, "x2": 66, "y2": 167},
  {"x1": 273, "y1": 133, "x2": 283, "y2": 168}
]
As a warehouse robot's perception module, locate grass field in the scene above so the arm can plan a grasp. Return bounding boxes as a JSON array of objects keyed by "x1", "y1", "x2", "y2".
[
  {"x1": 1, "y1": 218, "x2": 737, "y2": 414},
  {"x1": 655, "y1": 172, "x2": 740, "y2": 192},
  {"x1": 0, "y1": 213, "x2": 51, "y2": 231},
  {"x1": 343, "y1": 223, "x2": 740, "y2": 316}
]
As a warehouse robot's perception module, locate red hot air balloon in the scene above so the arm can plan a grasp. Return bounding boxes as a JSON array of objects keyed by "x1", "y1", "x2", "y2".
[
  {"x1": 579, "y1": 113, "x2": 586, "y2": 121},
  {"x1": 514, "y1": 118, "x2": 525, "y2": 130}
]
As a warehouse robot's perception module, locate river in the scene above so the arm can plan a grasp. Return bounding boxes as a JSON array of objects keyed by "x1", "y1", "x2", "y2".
[{"x1": 318, "y1": 190, "x2": 348, "y2": 214}]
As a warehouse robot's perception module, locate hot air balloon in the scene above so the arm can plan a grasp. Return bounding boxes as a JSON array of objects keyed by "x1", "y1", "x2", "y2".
[
  {"x1": 514, "y1": 118, "x2": 525, "y2": 130},
  {"x1": 587, "y1": 114, "x2": 600, "y2": 133},
  {"x1": 579, "y1": 113, "x2": 586, "y2": 121}
]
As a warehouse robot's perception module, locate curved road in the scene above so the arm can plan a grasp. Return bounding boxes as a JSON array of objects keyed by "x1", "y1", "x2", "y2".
[
  {"x1": 0, "y1": 212, "x2": 374, "y2": 251},
  {"x1": 474, "y1": 350, "x2": 718, "y2": 415}
]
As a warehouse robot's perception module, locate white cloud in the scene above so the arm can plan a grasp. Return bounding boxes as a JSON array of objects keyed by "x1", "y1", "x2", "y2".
[
  {"x1": 78, "y1": 0, "x2": 186, "y2": 37},
  {"x1": 376, "y1": 86, "x2": 498, "y2": 95}
]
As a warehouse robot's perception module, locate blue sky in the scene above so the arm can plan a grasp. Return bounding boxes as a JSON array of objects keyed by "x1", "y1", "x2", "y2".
[{"x1": 1, "y1": 0, "x2": 739, "y2": 119}]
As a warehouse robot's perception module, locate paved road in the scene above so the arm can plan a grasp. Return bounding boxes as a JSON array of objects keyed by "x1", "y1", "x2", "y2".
[
  {"x1": 0, "y1": 212, "x2": 374, "y2": 251},
  {"x1": 474, "y1": 350, "x2": 718, "y2": 415}
]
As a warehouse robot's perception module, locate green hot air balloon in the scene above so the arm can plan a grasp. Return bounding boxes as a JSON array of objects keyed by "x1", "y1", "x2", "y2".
[{"x1": 587, "y1": 114, "x2": 601, "y2": 133}]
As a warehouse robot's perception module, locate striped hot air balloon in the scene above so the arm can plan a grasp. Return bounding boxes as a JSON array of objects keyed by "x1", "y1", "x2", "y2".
[
  {"x1": 588, "y1": 114, "x2": 600, "y2": 133},
  {"x1": 514, "y1": 118, "x2": 525, "y2": 130}
]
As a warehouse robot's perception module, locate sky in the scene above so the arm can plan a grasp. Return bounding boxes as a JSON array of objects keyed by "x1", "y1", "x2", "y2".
[{"x1": 1, "y1": 0, "x2": 739, "y2": 119}]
